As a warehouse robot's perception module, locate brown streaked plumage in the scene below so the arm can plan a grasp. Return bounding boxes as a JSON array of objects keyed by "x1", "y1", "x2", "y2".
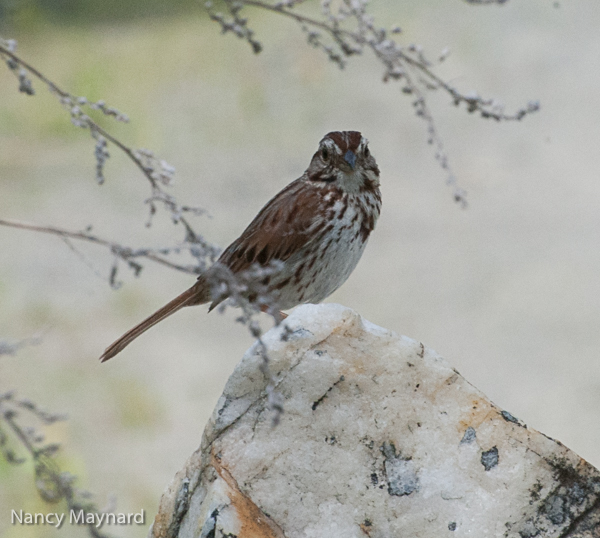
[{"x1": 100, "y1": 131, "x2": 381, "y2": 362}]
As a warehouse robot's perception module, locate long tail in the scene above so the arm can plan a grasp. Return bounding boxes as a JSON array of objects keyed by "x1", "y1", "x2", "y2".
[{"x1": 100, "y1": 280, "x2": 209, "y2": 362}]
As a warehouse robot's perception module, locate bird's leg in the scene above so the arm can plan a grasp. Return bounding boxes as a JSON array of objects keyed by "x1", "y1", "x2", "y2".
[{"x1": 260, "y1": 304, "x2": 288, "y2": 322}]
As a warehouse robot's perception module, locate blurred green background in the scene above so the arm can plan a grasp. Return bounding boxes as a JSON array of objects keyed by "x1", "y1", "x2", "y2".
[
  {"x1": 0, "y1": 0, "x2": 201, "y2": 27},
  {"x1": 2, "y1": 1, "x2": 600, "y2": 537}
]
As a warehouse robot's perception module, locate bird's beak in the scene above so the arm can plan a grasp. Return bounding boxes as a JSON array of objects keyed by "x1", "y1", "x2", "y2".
[{"x1": 344, "y1": 150, "x2": 357, "y2": 170}]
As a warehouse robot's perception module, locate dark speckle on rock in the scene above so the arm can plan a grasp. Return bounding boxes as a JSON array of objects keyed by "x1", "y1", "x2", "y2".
[
  {"x1": 460, "y1": 427, "x2": 476, "y2": 444},
  {"x1": 279, "y1": 327, "x2": 313, "y2": 342},
  {"x1": 522, "y1": 457, "x2": 600, "y2": 532},
  {"x1": 448, "y1": 521, "x2": 457, "y2": 531},
  {"x1": 312, "y1": 375, "x2": 345, "y2": 411},
  {"x1": 544, "y1": 494, "x2": 566, "y2": 525},
  {"x1": 501, "y1": 410, "x2": 524, "y2": 426},
  {"x1": 199, "y1": 508, "x2": 219, "y2": 538},
  {"x1": 481, "y1": 447, "x2": 499, "y2": 471},
  {"x1": 517, "y1": 519, "x2": 542, "y2": 537},
  {"x1": 568, "y1": 482, "x2": 586, "y2": 505},
  {"x1": 529, "y1": 481, "x2": 543, "y2": 501},
  {"x1": 381, "y1": 441, "x2": 419, "y2": 496}
]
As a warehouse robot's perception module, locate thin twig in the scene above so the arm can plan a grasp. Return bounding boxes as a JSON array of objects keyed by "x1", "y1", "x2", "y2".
[
  {"x1": 0, "y1": 39, "x2": 217, "y2": 244},
  {"x1": 0, "y1": 394, "x2": 113, "y2": 538},
  {"x1": 0, "y1": 218, "x2": 201, "y2": 275},
  {"x1": 208, "y1": 0, "x2": 539, "y2": 204}
]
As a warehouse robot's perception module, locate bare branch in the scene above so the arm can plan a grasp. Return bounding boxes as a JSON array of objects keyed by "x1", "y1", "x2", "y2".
[
  {"x1": 0, "y1": 37, "x2": 218, "y2": 250},
  {"x1": 0, "y1": 39, "x2": 280, "y2": 391},
  {"x1": 0, "y1": 387, "x2": 113, "y2": 537},
  {"x1": 0, "y1": 335, "x2": 42, "y2": 357},
  {"x1": 210, "y1": 261, "x2": 286, "y2": 424},
  {"x1": 0, "y1": 218, "x2": 206, "y2": 279},
  {"x1": 206, "y1": 0, "x2": 539, "y2": 204}
]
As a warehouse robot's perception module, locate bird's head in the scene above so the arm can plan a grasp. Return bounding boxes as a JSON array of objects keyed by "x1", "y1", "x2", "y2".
[{"x1": 306, "y1": 131, "x2": 380, "y2": 194}]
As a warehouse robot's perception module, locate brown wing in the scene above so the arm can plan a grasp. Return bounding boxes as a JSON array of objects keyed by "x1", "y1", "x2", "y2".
[{"x1": 217, "y1": 178, "x2": 325, "y2": 273}]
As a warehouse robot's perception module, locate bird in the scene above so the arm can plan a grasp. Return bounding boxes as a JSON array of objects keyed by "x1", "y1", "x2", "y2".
[{"x1": 100, "y1": 131, "x2": 381, "y2": 362}]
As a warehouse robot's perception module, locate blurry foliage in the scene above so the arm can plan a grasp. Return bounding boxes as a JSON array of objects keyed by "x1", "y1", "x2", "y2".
[
  {"x1": 0, "y1": 0, "x2": 203, "y2": 29},
  {"x1": 0, "y1": 342, "x2": 113, "y2": 538}
]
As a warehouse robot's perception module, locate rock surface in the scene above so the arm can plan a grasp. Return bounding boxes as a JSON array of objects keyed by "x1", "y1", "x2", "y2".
[{"x1": 150, "y1": 304, "x2": 600, "y2": 538}]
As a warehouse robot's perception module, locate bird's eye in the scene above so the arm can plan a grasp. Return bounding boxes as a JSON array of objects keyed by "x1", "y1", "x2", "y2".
[
  {"x1": 321, "y1": 148, "x2": 329, "y2": 161},
  {"x1": 364, "y1": 146, "x2": 370, "y2": 158}
]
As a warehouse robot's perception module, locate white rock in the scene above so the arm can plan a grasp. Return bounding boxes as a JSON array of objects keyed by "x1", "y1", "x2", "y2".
[{"x1": 150, "y1": 304, "x2": 600, "y2": 538}]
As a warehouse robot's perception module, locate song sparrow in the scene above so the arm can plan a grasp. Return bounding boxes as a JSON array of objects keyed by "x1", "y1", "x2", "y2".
[{"x1": 100, "y1": 131, "x2": 381, "y2": 362}]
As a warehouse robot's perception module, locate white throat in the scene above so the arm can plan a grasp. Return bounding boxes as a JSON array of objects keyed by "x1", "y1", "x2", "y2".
[
  {"x1": 339, "y1": 169, "x2": 365, "y2": 194},
  {"x1": 338, "y1": 168, "x2": 378, "y2": 194}
]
